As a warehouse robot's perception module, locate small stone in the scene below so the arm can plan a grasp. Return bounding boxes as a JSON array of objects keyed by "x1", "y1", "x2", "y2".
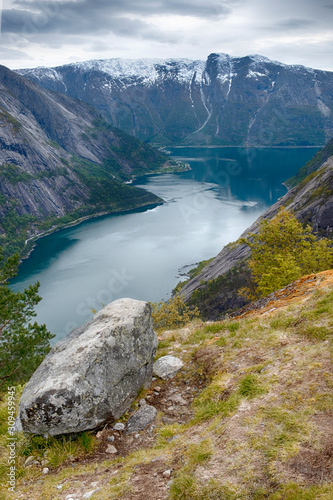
[
  {"x1": 41, "y1": 460, "x2": 49, "y2": 466},
  {"x1": 168, "y1": 393, "x2": 187, "y2": 405},
  {"x1": 162, "y1": 417, "x2": 174, "y2": 425},
  {"x1": 135, "y1": 434, "x2": 140, "y2": 439},
  {"x1": 153, "y1": 355, "x2": 184, "y2": 380},
  {"x1": 96, "y1": 431, "x2": 104, "y2": 439},
  {"x1": 107, "y1": 435, "x2": 115, "y2": 442},
  {"x1": 154, "y1": 391, "x2": 159, "y2": 395},
  {"x1": 163, "y1": 470, "x2": 172, "y2": 478},
  {"x1": 56, "y1": 484, "x2": 63, "y2": 490},
  {"x1": 113, "y1": 423, "x2": 125, "y2": 431},
  {"x1": 139, "y1": 398, "x2": 147, "y2": 406},
  {"x1": 83, "y1": 489, "x2": 101, "y2": 499},
  {"x1": 155, "y1": 386, "x2": 161, "y2": 392},
  {"x1": 42, "y1": 467, "x2": 49, "y2": 474},
  {"x1": 105, "y1": 444, "x2": 118, "y2": 454},
  {"x1": 125, "y1": 404, "x2": 157, "y2": 434}
]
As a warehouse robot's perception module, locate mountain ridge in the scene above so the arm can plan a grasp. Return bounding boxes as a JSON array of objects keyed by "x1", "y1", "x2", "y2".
[
  {"x1": 17, "y1": 53, "x2": 333, "y2": 147},
  {"x1": 0, "y1": 65, "x2": 174, "y2": 256}
]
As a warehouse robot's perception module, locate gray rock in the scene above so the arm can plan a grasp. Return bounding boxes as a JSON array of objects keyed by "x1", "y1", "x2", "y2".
[
  {"x1": 15, "y1": 299, "x2": 158, "y2": 436},
  {"x1": 105, "y1": 445, "x2": 117, "y2": 454},
  {"x1": 125, "y1": 404, "x2": 157, "y2": 434},
  {"x1": 153, "y1": 355, "x2": 184, "y2": 380},
  {"x1": 107, "y1": 435, "x2": 115, "y2": 442},
  {"x1": 168, "y1": 393, "x2": 187, "y2": 405},
  {"x1": 113, "y1": 423, "x2": 125, "y2": 431}
]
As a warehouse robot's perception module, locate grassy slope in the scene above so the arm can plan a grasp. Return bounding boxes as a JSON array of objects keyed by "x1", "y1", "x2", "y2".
[{"x1": 1, "y1": 272, "x2": 332, "y2": 499}]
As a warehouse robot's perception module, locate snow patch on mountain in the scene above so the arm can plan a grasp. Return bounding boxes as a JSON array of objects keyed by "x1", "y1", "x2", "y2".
[{"x1": 62, "y1": 58, "x2": 206, "y2": 86}]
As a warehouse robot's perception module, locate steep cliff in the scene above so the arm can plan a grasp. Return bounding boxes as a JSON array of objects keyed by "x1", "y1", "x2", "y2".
[
  {"x1": 18, "y1": 54, "x2": 333, "y2": 146},
  {"x1": 0, "y1": 65, "x2": 172, "y2": 256},
  {"x1": 179, "y1": 138, "x2": 333, "y2": 316}
]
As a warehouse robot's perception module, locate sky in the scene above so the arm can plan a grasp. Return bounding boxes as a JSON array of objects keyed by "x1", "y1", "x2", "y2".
[{"x1": 1, "y1": 0, "x2": 333, "y2": 71}]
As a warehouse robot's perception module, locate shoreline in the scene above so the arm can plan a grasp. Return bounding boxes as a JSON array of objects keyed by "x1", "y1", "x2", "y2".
[
  {"x1": 171, "y1": 145, "x2": 324, "y2": 149},
  {"x1": 20, "y1": 161, "x2": 190, "y2": 262},
  {"x1": 22, "y1": 200, "x2": 163, "y2": 261}
]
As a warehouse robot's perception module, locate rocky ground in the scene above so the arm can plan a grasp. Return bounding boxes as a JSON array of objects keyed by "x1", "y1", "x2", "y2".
[{"x1": 3, "y1": 271, "x2": 333, "y2": 500}]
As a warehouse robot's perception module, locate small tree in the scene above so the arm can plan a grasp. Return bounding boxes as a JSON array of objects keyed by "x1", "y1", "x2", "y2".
[
  {"x1": 0, "y1": 251, "x2": 54, "y2": 390},
  {"x1": 241, "y1": 207, "x2": 333, "y2": 299},
  {"x1": 150, "y1": 295, "x2": 199, "y2": 333}
]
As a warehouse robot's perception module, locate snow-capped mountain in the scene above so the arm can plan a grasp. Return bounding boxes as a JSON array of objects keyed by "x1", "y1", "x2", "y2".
[{"x1": 18, "y1": 53, "x2": 333, "y2": 146}]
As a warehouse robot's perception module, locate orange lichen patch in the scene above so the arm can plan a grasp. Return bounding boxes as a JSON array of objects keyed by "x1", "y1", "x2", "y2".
[{"x1": 232, "y1": 270, "x2": 333, "y2": 319}]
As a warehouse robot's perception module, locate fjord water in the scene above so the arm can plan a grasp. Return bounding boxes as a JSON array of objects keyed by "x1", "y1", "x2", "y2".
[{"x1": 12, "y1": 147, "x2": 319, "y2": 342}]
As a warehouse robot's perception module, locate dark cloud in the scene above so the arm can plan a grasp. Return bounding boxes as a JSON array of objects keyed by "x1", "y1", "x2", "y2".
[
  {"x1": 14, "y1": 0, "x2": 235, "y2": 18},
  {"x1": 2, "y1": 0, "x2": 235, "y2": 38},
  {"x1": 1, "y1": 0, "x2": 333, "y2": 71}
]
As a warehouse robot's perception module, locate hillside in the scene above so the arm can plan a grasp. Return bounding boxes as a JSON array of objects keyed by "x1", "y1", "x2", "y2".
[
  {"x1": 2, "y1": 270, "x2": 332, "y2": 499},
  {"x1": 178, "y1": 138, "x2": 333, "y2": 318},
  {"x1": 18, "y1": 54, "x2": 333, "y2": 147},
  {"x1": 0, "y1": 65, "x2": 177, "y2": 257}
]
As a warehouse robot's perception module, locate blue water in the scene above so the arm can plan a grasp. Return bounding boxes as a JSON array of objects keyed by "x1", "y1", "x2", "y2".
[{"x1": 12, "y1": 147, "x2": 319, "y2": 342}]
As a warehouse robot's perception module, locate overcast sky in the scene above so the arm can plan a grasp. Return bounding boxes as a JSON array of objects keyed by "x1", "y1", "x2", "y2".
[{"x1": 1, "y1": 0, "x2": 333, "y2": 71}]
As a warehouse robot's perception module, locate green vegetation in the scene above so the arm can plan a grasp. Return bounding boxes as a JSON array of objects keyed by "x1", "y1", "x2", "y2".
[
  {"x1": 241, "y1": 207, "x2": 333, "y2": 299},
  {"x1": 173, "y1": 258, "x2": 213, "y2": 294},
  {"x1": 1, "y1": 274, "x2": 332, "y2": 499},
  {"x1": 187, "y1": 263, "x2": 250, "y2": 320},
  {"x1": 0, "y1": 209, "x2": 37, "y2": 258},
  {"x1": 286, "y1": 137, "x2": 333, "y2": 188},
  {"x1": 0, "y1": 108, "x2": 21, "y2": 133},
  {"x1": 0, "y1": 164, "x2": 33, "y2": 184},
  {"x1": 150, "y1": 294, "x2": 199, "y2": 333},
  {"x1": 0, "y1": 251, "x2": 54, "y2": 389}
]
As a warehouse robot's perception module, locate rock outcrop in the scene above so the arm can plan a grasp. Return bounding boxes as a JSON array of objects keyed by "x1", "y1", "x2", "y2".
[{"x1": 15, "y1": 298, "x2": 158, "y2": 436}]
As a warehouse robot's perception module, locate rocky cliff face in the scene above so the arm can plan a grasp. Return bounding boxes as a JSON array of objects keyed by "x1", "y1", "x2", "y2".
[
  {"x1": 179, "y1": 138, "x2": 333, "y2": 308},
  {"x1": 18, "y1": 54, "x2": 333, "y2": 146},
  {"x1": 0, "y1": 65, "x2": 170, "y2": 255}
]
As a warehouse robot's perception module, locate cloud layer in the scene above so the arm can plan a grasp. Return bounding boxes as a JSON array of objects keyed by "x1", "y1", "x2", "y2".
[{"x1": 1, "y1": 0, "x2": 332, "y2": 70}]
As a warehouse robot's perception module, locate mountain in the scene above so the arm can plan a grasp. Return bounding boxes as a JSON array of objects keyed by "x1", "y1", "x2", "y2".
[
  {"x1": 18, "y1": 54, "x2": 333, "y2": 146},
  {"x1": 0, "y1": 65, "x2": 175, "y2": 256},
  {"x1": 178, "y1": 138, "x2": 333, "y2": 318}
]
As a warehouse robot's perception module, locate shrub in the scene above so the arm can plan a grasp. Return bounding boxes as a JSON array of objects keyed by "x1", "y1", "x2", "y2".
[
  {"x1": 241, "y1": 207, "x2": 333, "y2": 299},
  {"x1": 150, "y1": 295, "x2": 199, "y2": 332}
]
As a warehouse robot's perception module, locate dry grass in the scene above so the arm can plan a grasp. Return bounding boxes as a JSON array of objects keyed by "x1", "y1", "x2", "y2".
[{"x1": 1, "y1": 273, "x2": 333, "y2": 499}]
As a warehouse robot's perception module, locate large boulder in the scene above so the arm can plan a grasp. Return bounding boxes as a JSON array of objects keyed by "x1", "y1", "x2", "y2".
[{"x1": 15, "y1": 298, "x2": 158, "y2": 436}]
